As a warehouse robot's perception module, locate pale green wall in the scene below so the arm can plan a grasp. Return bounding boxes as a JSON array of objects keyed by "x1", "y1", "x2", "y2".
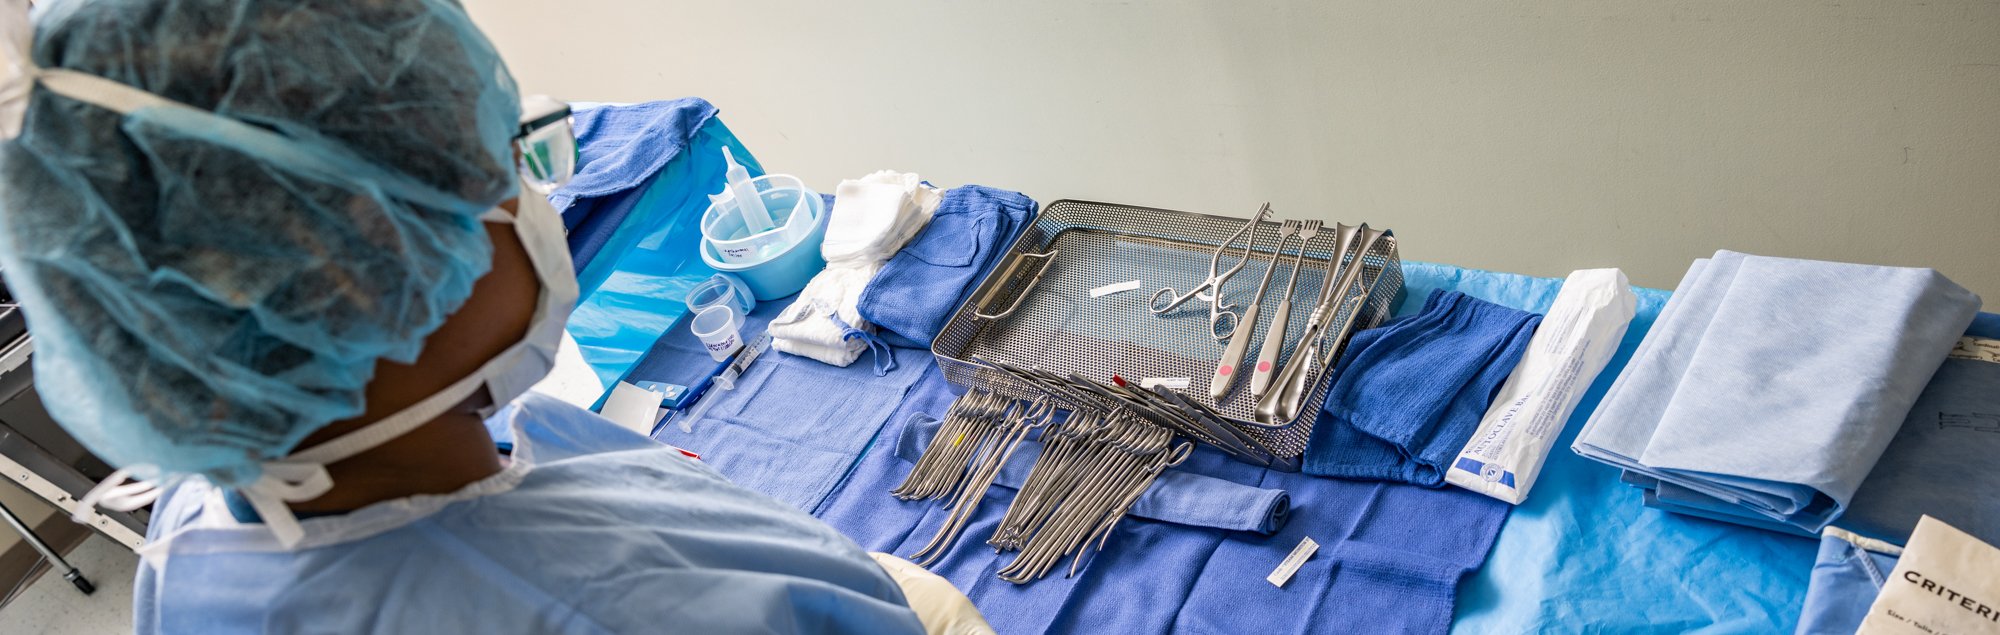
[{"x1": 466, "y1": 1, "x2": 2000, "y2": 300}]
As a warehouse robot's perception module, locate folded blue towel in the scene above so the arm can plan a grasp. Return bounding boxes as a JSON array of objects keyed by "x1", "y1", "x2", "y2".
[
  {"x1": 1574, "y1": 251, "x2": 1981, "y2": 533},
  {"x1": 553, "y1": 99, "x2": 721, "y2": 212},
  {"x1": 1174, "y1": 472, "x2": 1512, "y2": 635},
  {"x1": 894, "y1": 409, "x2": 1291, "y2": 534},
  {"x1": 553, "y1": 99, "x2": 742, "y2": 277},
  {"x1": 1304, "y1": 289, "x2": 1542, "y2": 486},
  {"x1": 858, "y1": 186, "x2": 1038, "y2": 349}
]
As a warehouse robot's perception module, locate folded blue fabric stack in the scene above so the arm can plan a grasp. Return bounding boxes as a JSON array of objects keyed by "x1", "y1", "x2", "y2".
[
  {"x1": 1572, "y1": 250, "x2": 1982, "y2": 534},
  {"x1": 1792, "y1": 312, "x2": 2000, "y2": 635},
  {"x1": 858, "y1": 185, "x2": 1038, "y2": 349},
  {"x1": 1303, "y1": 289, "x2": 1543, "y2": 486},
  {"x1": 1835, "y1": 312, "x2": 2000, "y2": 546}
]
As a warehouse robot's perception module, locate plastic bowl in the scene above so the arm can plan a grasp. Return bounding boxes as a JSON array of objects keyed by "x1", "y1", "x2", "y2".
[
  {"x1": 703, "y1": 174, "x2": 818, "y2": 264},
  {"x1": 701, "y1": 181, "x2": 828, "y2": 300}
]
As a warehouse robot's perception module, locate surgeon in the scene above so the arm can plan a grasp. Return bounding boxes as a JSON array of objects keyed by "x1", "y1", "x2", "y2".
[{"x1": 0, "y1": 0, "x2": 991, "y2": 633}]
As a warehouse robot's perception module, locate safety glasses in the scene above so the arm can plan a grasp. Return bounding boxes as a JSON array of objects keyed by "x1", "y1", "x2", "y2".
[{"x1": 515, "y1": 95, "x2": 577, "y2": 194}]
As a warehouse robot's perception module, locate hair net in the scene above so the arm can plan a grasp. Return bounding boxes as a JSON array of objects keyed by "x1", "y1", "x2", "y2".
[{"x1": 0, "y1": 0, "x2": 522, "y2": 486}]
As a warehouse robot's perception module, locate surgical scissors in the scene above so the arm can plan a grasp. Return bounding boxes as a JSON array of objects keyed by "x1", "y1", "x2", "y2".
[{"x1": 1150, "y1": 203, "x2": 1272, "y2": 341}]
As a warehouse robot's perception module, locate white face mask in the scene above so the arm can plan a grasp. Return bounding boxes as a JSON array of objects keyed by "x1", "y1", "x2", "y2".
[
  {"x1": 26, "y1": 60, "x2": 581, "y2": 549},
  {"x1": 232, "y1": 191, "x2": 577, "y2": 547}
]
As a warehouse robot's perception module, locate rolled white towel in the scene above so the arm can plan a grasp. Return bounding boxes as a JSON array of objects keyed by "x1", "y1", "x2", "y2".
[{"x1": 770, "y1": 263, "x2": 889, "y2": 370}]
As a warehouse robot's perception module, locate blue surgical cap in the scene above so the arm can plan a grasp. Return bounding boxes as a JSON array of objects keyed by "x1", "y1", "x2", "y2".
[{"x1": 0, "y1": 0, "x2": 522, "y2": 486}]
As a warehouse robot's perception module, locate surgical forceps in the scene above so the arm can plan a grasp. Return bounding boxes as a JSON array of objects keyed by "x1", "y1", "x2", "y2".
[
  {"x1": 1255, "y1": 223, "x2": 1390, "y2": 424},
  {"x1": 892, "y1": 390, "x2": 1004, "y2": 501},
  {"x1": 910, "y1": 397, "x2": 1056, "y2": 567},
  {"x1": 1150, "y1": 203, "x2": 1272, "y2": 341},
  {"x1": 972, "y1": 356, "x2": 1273, "y2": 466},
  {"x1": 994, "y1": 415, "x2": 1182, "y2": 583}
]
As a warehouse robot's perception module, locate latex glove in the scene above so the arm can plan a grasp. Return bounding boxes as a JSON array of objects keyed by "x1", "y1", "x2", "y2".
[{"x1": 870, "y1": 552, "x2": 996, "y2": 635}]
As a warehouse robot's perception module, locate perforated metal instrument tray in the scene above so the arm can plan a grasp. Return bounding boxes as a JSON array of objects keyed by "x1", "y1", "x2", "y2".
[{"x1": 931, "y1": 200, "x2": 1403, "y2": 466}]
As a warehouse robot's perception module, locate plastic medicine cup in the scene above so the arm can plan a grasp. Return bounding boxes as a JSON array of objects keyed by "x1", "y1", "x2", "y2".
[
  {"x1": 686, "y1": 273, "x2": 756, "y2": 317},
  {"x1": 690, "y1": 305, "x2": 743, "y2": 361}
]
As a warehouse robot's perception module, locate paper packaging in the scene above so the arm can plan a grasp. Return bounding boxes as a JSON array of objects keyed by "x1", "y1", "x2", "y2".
[
  {"x1": 600, "y1": 381, "x2": 667, "y2": 436},
  {"x1": 1859, "y1": 515, "x2": 2000, "y2": 634},
  {"x1": 1446, "y1": 269, "x2": 1637, "y2": 504}
]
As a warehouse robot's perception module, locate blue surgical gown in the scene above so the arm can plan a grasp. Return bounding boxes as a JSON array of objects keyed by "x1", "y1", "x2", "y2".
[{"x1": 131, "y1": 393, "x2": 928, "y2": 635}]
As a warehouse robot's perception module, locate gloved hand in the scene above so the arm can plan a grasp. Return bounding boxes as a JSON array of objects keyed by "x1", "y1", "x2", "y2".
[{"x1": 869, "y1": 552, "x2": 996, "y2": 635}]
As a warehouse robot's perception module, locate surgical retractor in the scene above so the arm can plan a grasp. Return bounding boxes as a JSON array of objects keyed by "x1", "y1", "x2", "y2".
[
  {"x1": 1250, "y1": 220, "x2": 1321, "y2": 398},
  {"x1": 1150, "y1": 203, "x2": 1272, "y2": 341},
  {"x1": 1209, "y1": 219, "x2": 1298, "y2": 400}
]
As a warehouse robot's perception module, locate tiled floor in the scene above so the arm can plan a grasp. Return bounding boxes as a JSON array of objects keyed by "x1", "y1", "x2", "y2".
[{"x1": 0, "y1": 535, "x2": 137, "y2": 635}]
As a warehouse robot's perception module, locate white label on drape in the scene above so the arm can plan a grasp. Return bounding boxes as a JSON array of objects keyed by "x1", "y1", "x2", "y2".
[{"x1": 1267, "y1": 536, "x2": 1319, "y2": 588}]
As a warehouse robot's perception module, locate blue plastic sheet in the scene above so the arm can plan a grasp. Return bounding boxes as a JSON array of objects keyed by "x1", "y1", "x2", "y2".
[{"x1": 555, "y1": 102, "x2": 766, "y2": 388}]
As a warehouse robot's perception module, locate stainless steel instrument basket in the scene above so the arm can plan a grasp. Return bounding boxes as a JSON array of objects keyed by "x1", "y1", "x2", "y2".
[{"x1": 932, "y1": 200, "x2": 1403, "y2": 464}]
